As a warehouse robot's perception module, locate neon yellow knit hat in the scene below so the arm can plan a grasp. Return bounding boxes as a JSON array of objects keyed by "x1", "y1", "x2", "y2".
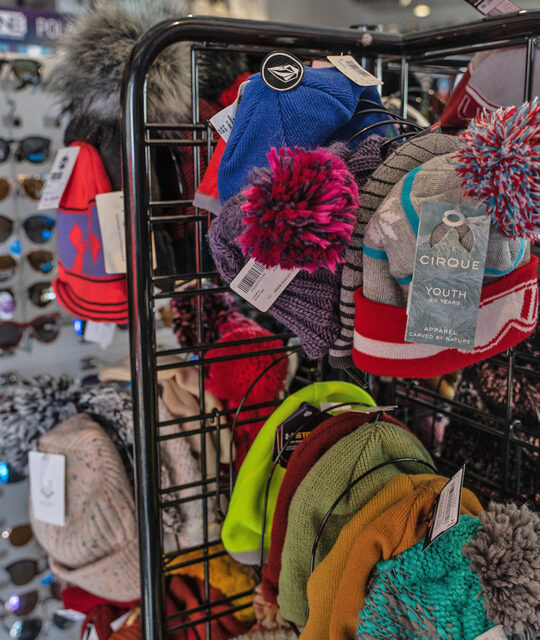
[{"x1": 221, "y1": 381, "x2": 375, "y2": 564}]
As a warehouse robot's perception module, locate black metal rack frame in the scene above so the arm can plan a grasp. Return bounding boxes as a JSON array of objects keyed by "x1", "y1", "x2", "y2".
[{"x1": 121, "y1": 13, "x2": 540, "y2": 639}]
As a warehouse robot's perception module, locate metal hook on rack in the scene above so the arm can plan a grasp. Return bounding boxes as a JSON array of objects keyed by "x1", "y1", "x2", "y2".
[
  {"x1": 304, "y1": 456, "x2": 437, "y2": 622},
  {"x1": 346, "y1": 118, "x2": 424, "y2": 146}
]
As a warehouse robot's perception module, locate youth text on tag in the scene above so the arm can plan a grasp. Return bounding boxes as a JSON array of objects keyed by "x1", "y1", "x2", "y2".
[
  {"x1": 405, "y1": 202, "x2": 490, "y2": 351},
  {"x1": 423, "y1": 465, "x2": 465, "y2": 550},
  {"x1": 327, "y1": 55, "x2": 383, "y2": 86},
  {"x1": 38, "y1": 146, "x2": 80, "y2": 211},
  {"x1": 230, "y1": 257, "x2": 299, "y2": 312},
  {"x1": 29, "y1": 451, "x2": 66, "y2": 526},
  {"x1": 96, "y1": 191, "x2": 126, "y2": 274}
]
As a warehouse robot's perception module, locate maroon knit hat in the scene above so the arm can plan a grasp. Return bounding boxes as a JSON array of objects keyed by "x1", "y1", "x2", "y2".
[{"x1": 261, "y1": 410, "x2": 414, "y2": 604}]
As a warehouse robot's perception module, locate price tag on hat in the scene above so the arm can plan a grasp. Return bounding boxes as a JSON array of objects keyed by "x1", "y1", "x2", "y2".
[
  {"x1": 231, "y1": 257, "x2": 299, "y2": 312},
  {"x1": 464, "y1": 0, "x2": 521, "y2": 16},
  {"x1": 29, "y1": 451, "x2": 66, "y2": 527},
  {"x1": 210, "y1": 79, "x2": 249, "y2": 142},
  {"x1": 423, "y1": 465, "x2": 465, "y2": 551},
  {"x1": 38, "y1": 146, "x2": 80, "y2": 211},
  {"x1": 327, "y1": 55, "x2": 383, "y2": 87},
  {"x1": 84, "y1": 320, "x2": 116, "y2": 347},
  {"x1": 96, "y1": 191, "x2": 126, "y2": 274},
  {"x1": 474, "y1": 626, "x2": 508, "y2": 640}
]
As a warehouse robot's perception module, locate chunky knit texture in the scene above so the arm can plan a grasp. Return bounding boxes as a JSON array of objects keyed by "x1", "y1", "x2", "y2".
[
  {"x1": 262, "y1": 412, "x2": 413, "y2": 605},
  {"x1": 356, "y1": 516, "x2": 489, "y2": 640},
  {"x1": 300, "y1": 473, "x2": 435, "y2": 640},
  {"x1": 327, "y1": 479, "x2": 483, "y2": 640},
  {"x1": 221, "y1": 382, "x2": 375, "y2": 565},
  {"x1": 330, "y1": 133, "x2": 461, "y2": 368},
  {"x1": 277, "y1": 422, "x2": 434, "y2": 625}
]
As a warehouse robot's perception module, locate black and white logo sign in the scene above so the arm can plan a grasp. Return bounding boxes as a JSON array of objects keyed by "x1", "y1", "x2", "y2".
[{"x1": 261, "y1": 51, "x2": 305, "y2": 92}]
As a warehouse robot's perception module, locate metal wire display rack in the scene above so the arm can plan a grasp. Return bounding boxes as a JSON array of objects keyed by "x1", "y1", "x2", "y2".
[{"x1": 121, "y1": 12, "x2": 540, "y2": 639}]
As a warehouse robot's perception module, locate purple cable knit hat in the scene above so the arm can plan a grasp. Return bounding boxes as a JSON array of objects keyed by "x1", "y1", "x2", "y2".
[{"x1": 209, "y1": 136, "x2": 391, "y2": 359}]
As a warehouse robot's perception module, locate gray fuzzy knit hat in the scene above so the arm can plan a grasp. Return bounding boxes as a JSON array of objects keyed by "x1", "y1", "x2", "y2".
[
  {"x1": 356, "y1": 502, "x2": 540, "y2": 640},
  {"x1": 329, "y1": 132, "x2": 461, "y2": 368}
]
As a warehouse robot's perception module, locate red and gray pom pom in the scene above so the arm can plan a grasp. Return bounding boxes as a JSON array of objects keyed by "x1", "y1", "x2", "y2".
[
  {"x1": 236, "y1": 147, "x2": 359, "y2": 273},
  {"x1": 455, "y1": 99, "x2": 540, "y2": 241}
]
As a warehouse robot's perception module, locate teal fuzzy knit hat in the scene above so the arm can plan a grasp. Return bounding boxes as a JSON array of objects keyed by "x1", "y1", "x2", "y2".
[{"x1": 357, "y1": 503, "x2": 540, "y2": 640}]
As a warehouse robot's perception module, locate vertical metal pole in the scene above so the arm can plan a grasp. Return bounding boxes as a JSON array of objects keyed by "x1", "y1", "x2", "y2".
[
  {"x1": 400, "y1": 57, "x2": 408, "y2": 119},
  {"x1": 122, "y1": 47, "x2": 165, "y2": 640},
  {"x1": 524, "y1": 36, "x2": 536, "y2": 102},
  {"x1": 502, "y1": 351, "x2": 515, "y2": 499}
]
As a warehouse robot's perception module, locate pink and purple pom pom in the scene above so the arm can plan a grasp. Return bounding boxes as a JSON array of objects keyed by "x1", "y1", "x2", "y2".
[
  {"x1": 455, "y1": 99, "x2": 540, "y2": 241},
  {"x1": 236, "y1": 147, "x2": 359, "y2": 273}
]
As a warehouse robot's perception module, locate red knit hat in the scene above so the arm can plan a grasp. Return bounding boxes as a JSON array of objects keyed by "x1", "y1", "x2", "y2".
[
  {"x1": 193, "y1": 137, "x2": 226, "y2": 215},
  {"x1": 52, "y1": 141, "x2": 128, "y2": 323},
  {"x1": 206, "y1": 324, "x2": 288, "y2": 467},
  {"x1": 261, "y1": 410, "x2": 414, "y2": 604},
  {"x1": 82, "y1": 604, "x2": 125, "y2": 640}
]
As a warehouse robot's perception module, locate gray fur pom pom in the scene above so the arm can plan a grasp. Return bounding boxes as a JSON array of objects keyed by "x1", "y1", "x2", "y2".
[{"x1": 463, "y1": 502, "x2": 540, "y2": 638}]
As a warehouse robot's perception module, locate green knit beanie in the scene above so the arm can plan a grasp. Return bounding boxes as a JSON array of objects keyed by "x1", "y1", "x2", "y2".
[
  {"x1": 221, "y1": 381, "x2": 375, "y2": 564},
  {"x1": 357, "y1": 503, "x2": 540, "y2": 640},
  {"x1": 277, "y1": 421, "x2": 433, "y2": 624}
]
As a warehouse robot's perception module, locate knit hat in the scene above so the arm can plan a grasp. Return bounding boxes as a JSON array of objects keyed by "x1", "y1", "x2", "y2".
[
  {"x1": 53, "y1": 141, "x2": 128, "y2": 323},
  {"x1": 329, "y1": 132, "x2": 462, "y2": 368},
  {"x1": 327, "y1": 478, "x2": 483, "y2": 640},
  {"x1": 230, "y1": 630, "x2": 297, "y2": 640},
  {"x1": 217, "y1": 65, "x2": 389, "y2": 204},
  {"x1": 193, "y1": 137, "x2": 226, "y2": 215},
  {"x1": 354, "y1": 103, "x2": 540, "y2": 378},
  {"x1": 206, "y1": 324, "x2": 288, "y2": 467},
  {"x1": 277, "y1": 422, "x2": 434, "y2": 625},
  {"x1": 261, "y1": 411, "x2": 414, "y2": 605},
  {"x1": 82, "y1": 604, "x2": 125, "y2": 640},
  {"x1": 300, "y1": 473, "x2": 433, "y2": 640},
  {"x1": 30, "y1": 414, "x2": 139, "y2": 602},
  {"x1": 221, "y1": 382, "x2": 375, "y2": 564},
  {"x1": 356, "y1": 503, "x2": 540, "y2": 640},
  {"x1": 164, "y1": 543, "x2": 257, "y2": 625}
]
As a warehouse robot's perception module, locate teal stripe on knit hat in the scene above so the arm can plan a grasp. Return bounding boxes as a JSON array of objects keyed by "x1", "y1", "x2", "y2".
[
  {"x1": 401, "y1": 165, "x2": 422, "y2": 235},
  {"x1": 356, "y1": 515, "x2": 496, "y2": 640},
  {"x1": 363, "y1": 245, "x2": 389, "y2": 261}
]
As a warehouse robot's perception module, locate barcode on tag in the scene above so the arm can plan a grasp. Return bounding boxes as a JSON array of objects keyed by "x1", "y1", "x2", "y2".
[
  {"x1": 50, "y1": 172, "x2": 62, "y2": 181},
  {"x1": 466, "y1": 0, "x2": 520, "y2": 14},
  {"x1": 38, "y1": 146, "x2": 80, "y2": 211},
  {"x1": 327, "y1": 55, "x2": 383, "y2": 86},
  {"x1": 424, "y1": 465, "x2": 465, "y2": 551},
  {"x1": 230, "y1": 257, "x2": 299, "y2": 312}
]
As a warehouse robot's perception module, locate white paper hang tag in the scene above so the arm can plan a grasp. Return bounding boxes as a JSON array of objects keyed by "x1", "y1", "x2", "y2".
[
  {"x1": 95, "y1": 191, "x2": 126, "y2": 274},
  {"x1": 84, "y1": 320, "x2": 116, "y2": 347},
  {"x1": 29, "y1": 451, "x2": 66, "y2": 527},
  {"x1": 210, "y1": 79, "x2": 249, "y2": 142},
  {"x1": 327, "y1": 55, "x2": 383, "y2": 86},
  {"x1": 230, "y1": 257, "x2": 299, "y2": 312},
  {"x1": 474, "y1": 626, "x2": 508, "y2": 640},
  {"x1": 424, "y1": 465, "x2": 465, "y2": 551},
  {"x1": 110, "y1": 611, "x2": 131, "y2": 632},
  {"x1": 85, "y1": 623, "x2": 99, "y2": 640},
  {"x1": 54, "y1": 609, "x2": 87, "y2": 623},
  {"x1": 38, "y1": 146, "x2": 80, "y2": 211}
]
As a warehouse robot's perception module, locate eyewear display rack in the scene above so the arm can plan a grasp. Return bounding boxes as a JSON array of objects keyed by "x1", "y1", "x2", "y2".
[{"x1": 121, "y1": 12, "x2": 540, "y2": 639}]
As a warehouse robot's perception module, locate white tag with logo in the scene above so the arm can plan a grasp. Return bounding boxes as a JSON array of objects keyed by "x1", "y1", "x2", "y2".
[
  {"x1": 38, "y1": 146, "x2": 80, "y2": 211},
  {"x1": 424, "y1": 465, "x2": 465, "y2": 550},
  {"x1": 84, "y1": 320, "x2": 116, "y2": 347},
  {"x1": 471, "y1": 0, "x2": 520, "y2": 15},
  {"x1": 474, "y1": 626, "x2": 508, "y2": 640},
  {"x1": 85, "y1": 623, "x2": 99, "y2": 640},
  {"x1": 327, "y1": 55, "x2": 383, "y2": 86},
  {"x1": 29, "y1": 451, "x2": 65, "y2": 526},
  {"x1": 210, "y1": 80, "x2": 249, "y2": 142},
  {"x1": 96, "y1": 191, "x2": 126, "y2": 274},
  {"x1": 230, "y1": 257, "x2": 299, "y2": 312},
  {"x1": 54, "y1": 609, "x2": 87, "y2": 622}
]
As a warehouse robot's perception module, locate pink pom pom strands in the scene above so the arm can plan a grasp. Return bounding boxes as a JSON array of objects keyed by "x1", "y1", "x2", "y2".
[
  {"x1": 236, "y1": 147, "x2": 359, "y2": 273},
  {"x1": 455, "y1": 100, "x2": 540, "y2": 241}
]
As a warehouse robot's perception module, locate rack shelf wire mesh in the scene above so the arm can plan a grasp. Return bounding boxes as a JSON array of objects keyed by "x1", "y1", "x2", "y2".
[{"x1": 121, "y1": 13, "x2": 540, "y2": 638}]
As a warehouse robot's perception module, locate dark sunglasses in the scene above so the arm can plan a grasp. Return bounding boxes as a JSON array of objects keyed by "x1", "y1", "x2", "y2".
[
  {"x1": 27, "y1": 282, "x2": 56, "y2": 308},
  {"x1": 0, "y1": 59, "x2": 41, "y2": 89},
  {"x1": 0, "y1": 137, "x2": 50, "y2": 164},
  {"x1": 4, "y1": 581, "x2": 61, "y2": 617},
  {"x1": 0, "y1": 214, "x2": 55, "y2": 244},
  {"x1": 0, "y1": 313, "x2": 61, "y2": 352},
  {"x1": 1, "y1": 524, "x2": 32, "y2": 547},
  {"x1": 0, "y1": 176, "x2": 44, "y2": 202},
  {"x1": 4, "y1": 559, "x2": 47, "y2": 586},
  {"x1": 6, "y1": 614, "x2": 73, "y2": 640},
  {"x1": 0, "y1": 252, "x2": 55, "y2": 285}
]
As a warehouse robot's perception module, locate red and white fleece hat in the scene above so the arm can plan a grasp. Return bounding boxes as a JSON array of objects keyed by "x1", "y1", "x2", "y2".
[{"x1": 353, "y1": 101, "x2": 540, "y2": 378}]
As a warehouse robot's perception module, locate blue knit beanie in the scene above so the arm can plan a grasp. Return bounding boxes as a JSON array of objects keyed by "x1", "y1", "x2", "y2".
[
  {"x1": 217, "y1": 66, "x2": 389, "y2": 204},
  {"x1": 357, "y1": 503, "x2": 540, "y2": 640}
]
